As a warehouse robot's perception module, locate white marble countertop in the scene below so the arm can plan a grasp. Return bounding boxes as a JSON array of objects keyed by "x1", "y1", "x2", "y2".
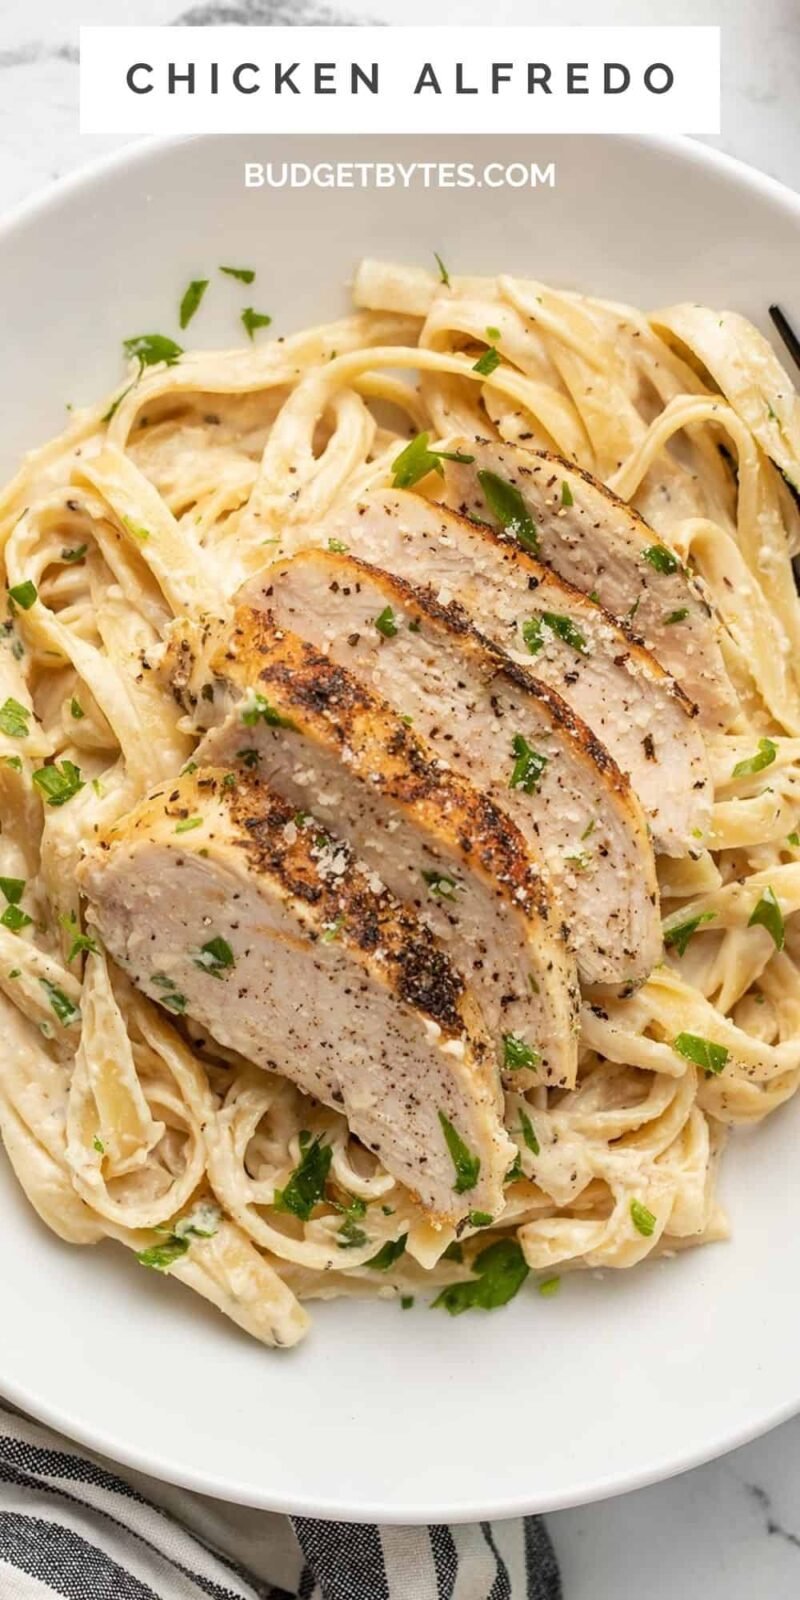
[{"x1": 1, "y1": 1, "x2": 799, "y2": 1594}]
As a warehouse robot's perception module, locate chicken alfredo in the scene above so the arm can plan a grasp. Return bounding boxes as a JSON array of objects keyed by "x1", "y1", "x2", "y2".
[{"x1": 1, "y1": 258, "x2": 799, "y2": 1346}]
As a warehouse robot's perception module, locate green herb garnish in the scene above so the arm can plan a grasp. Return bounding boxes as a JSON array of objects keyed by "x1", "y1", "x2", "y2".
[
  {"x1": 469, "y1": 1211, "x2": 493, "y2": 1228},
  {"x1": 0, "y1": 904, "x2": 31, "y2": 931},
  {"x1": 220, "y1": 265, "x2": 255, "y2": 284},
  {"x1": 0, "y1": 698, "x2": 30, "y2": 739},
  {"x1": 241, "y1": 307, "x2": 272, "y2": 340},
  {"x1": 434, "y1": 252, "x2": 450, "y2": 287},
  {"x1": 175, "y1": 815, "x2": 203, "y2": 834},
  {"x1": 391, "y1": 431, "x2": 475, "y2": 490},
  {"x1": 664, "y1": 911, "x2": 716, "y2": 957},
  {"x1": 70, "y1": 697, "x2": 84, "y2": 720},
  {"x1": 432, "y1": 1238, "x2": 529, "y2": 1316},
  {"x1": 32, "y1": 759, "x2": 84, "y2": 807},
  {"x1": 241, "y1": 692, "x2": 295, "y2": 729},
  {"x1": 123, "y1": 334, "x2": 183, "y2": 369},
  {"x1": 421, "y1": 869, "x2": 459, "y2": 901},
  {"x1": 560, "y1": 481, "x2": 574, "y2": 508},
  {"x1": 642, "y1": 544, "x2": 680, "y2": 575},
  {"x1": 477, "y1": 470, "x2": 539, "y2": 553},
  {"x1": 136, "y1": 1236, "x2": 189, "y2": 1271},
  {"x1": 673, "y1": 1032, "x2": 729, "y2": 1074},
  {"x1": 193, "y1": 936, "x2": 235, "y2": 977},
  {"x1": 60, "y1": 911, "x2": 99, "y2": 963},
  {"x1": 664, "y1": 608, "x2": 689, "y2": 625},
  {"x1": 179, "y1": 278, "x2": 209, "y2": 329},
  {"x1": 630, "y1": 1198, "x2": 656, "y2": 1237},
  {"x1": 150, "y1": 973, "x2": 187, "y2": 1014},
  {"x1": 374, "y1": 606, "x2": 398, "y2": 638},
  {"x1": 367, "y1": 1234, "x2": 408, "y2": 1271},
  {"x1": 517, "y1": 1106, "x2": 540, "y2": 1155},
  {"x1": 328, "y1": 538, "x2": 349, "y2": 553},
  {"x1": 8, "y1": 581, "x2": 37, "y2": 611},
  {"x1": 39, "y1": 978, "x2": 80, "y2": 1026},
  {"x1": 473, "y1": 347, "x2": 501, "y2": 377},
  {"x1": 748, "y1": 885, "x2": 785, "y2": 950},
  {"x1": 61, "y1": 545, "x2": 88, "y2": 565},
  {"x1": 502, "y1": 1033, "x2": 541, "y2": 1073},
  {"x1": 538, "y1": 1275, "x2": 560, "y2": 1296},
  {"x1": 732, "y1": 738, "x2": 777, "y2": 779},
  {"x1": 438, "y1": 1111, "x2": 480, "y2": 1193},
  {"x1": 542, "y1": 612, "x2": 588, "y2": 654},
  {"x1": 274, "y1": 1133, "x2": 332, "y2": 1221},
  {"x1": 509, "y1": 734, "x2": 548, "y2": 794}
]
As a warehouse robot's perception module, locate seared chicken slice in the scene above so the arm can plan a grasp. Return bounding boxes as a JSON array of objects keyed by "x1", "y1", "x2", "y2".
[
  {"x1": 78, "y1": 769, "x2": 515, "y2": 1223},
  {"x1": 230, "y1": 552, "x2": 662, "y2": 989},
  {"x1": 438, "y1": 438, "x2": 735, "y2": 728},
  {"x1": 309, "y1": 491, "x2": 711, "y2": 854},
  {"x1": 189, "y1": 612, "x2": 580, "y2": 1088}
]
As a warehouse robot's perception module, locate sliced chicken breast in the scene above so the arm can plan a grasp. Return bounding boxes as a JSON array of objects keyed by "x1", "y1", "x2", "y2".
[
  {"x1": 186, "y1": 612, "x2": 580, "y2": 1089},
  {"x1": 78, "y1": 768, "x2": 515, "y2": 1222},
  {"x1": 286, "y1": 490, "x2": 711, "y2": 855},
  {"x1": 231, "y1": 553, "x2": 663, "y2": 989},
  {"x1": 437, "y1": 438, "x2": 735, "y2": 728}
]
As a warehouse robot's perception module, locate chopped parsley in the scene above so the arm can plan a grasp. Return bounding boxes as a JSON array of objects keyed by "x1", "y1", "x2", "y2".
[
  {"x1": 469, "y1": 1210, "x2": 493, "y2": 1228},
  {"x1": 123, "y1": 333, "x2": 183, "y2": 369},
  {"x1": 8, "y1": 580, "x2": 37, "y2": 611},
  {"x1": 473, "y1": 347, "x2": 501, "y2": 377},
  {"x1": 664, "y1": 608, "x2": 689, "y2": 625},
  {"x1": 788, "y1": 831, "x2": 800, "y2": 848},
  {"x1": 151, "y1": 973, "x2": 187, "y2": 1013},
  {"x1": 535, "y1": 612, "x2": 588, "y2": 654},
  {"x1": 236, "y1": 747, "x2": 260, "y2": 768},
  {"x1": 136, "y1": 1236, "x2": 189, "y2": 1271},
  {"x1": 93, "y1": 1135, "x2": 105, "y2": 1154},
  {"x1": 337, "y1": 1215, "x2": 369, "y2": 1250},
  {"x1": 274, "y1": 1133, "x2": 332, "y2": 1221},
  {"x1": 136, "y1": 1204, "x2": 218, "y2": 1268},
  {"x1": 0, "y1": 698, "x2": 30, "y2": 739},
  {"x1": 390, "y1": 431, "x2": 475, "y2": 490},
  {"x1": 0, "y1": 904, "x2": 31, "y2": 932},
  {"x1": 179, "y1": 278, "x2": 209, "y2": 329},
  {"x1": 367, "y1": 1234, "x2": 408, "y2": 1271},
  {"x1": 60, "y1": 911, "x2": 99, "y2": 962},
  {"x1": 438, "y1": 1111, "x2": 480, "y2": 1193},
  {"x1": 748, "y1": 885, "x2": 784, "y2": 950},
  {"x1": 39, "y1": 978, "x2": 80, "y2": 1026},
  {"x1": 241, "y1": 692, "x2": 295, "y2": 729},
  {"x1": 321, "y1": 915, "x2": 345, "y2": 944},
  {"x1": 374, "y1": 606, "x2": 398, "y2": 638},
  {"x1": 61, "y1": 544, "x2": 88, "y2": 565},
  {"x1": 663, "y1": 910, "x2": 716, "y2": 957},
  {"x1": 220, "y1": 265, "x2": 255, "y2": 283},
  {"x1": 672, "y1": 1032, "x2": 729, "y2": 1075},
  {"x1": 421, "y1": 869, "x2": 459, "y2": 900},
  {"x1": 400, "y1": 1295, "x2": 414, "y2": 1309},
  {"x1": 434, "y1": 251, "x2": 450, "y2": 287},
  {"x1": 517, "y1": 1106, "x2": 540, "y2": 1155},
  {"x1": 241, "y1": 307, "x2": 272, "y2": 340},
  {"x1": 328, "y1": 538, "x2": 349, "y2": 553},
  {"x1": 432, "y1": 1238, "x2": 529, "y2": 1316},
  {"x1": 630, "y1": 1198, "x2": 656, "y2": 1238},
  {"x1": 4, "y1": 756, "x2": 22, "y2": 771},
  {"x1": 560, "y1": 481, "x2": 574, "y2": 508},
  {"x1": 538, "y1": 1275, "x2": 560, "y2": 1297},
  {"x1": 32, "y1": 759, "x2": 84, "y2": 807},
  {"x1": 175, "y1": 815, "x2": 203, "y2": 834},
  {"x1": 477, "y1": 470, "x2": 539, "y2": 553},
  {"x1": 70, "y1": 697, "x2": 84, "y2": 720},
  {"x1": 509, "y1": 734, "x2": 548, "y2": 794},
  {"x1": 0, "y1": 877, "x2": 25, "y2": 906},
  {"x1": 122, "y1": 515, "x2": 150, "y2": 545},
  {"x1": 193, "y1": 936, "x2": 235, "y2": 977},
  {"x1": 732, "y1": 738, "x2": 777, "y2": 779},
  {"x1": 502, "y1": 1033, "x2": 541, "y2": 1073},
  {"x1": 642, "y1": 544, "x2": 680, "y2": 575}
]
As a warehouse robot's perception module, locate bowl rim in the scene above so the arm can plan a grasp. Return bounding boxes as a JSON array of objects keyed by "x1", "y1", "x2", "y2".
[{"x1": 1, "y1": 127, "x2": 799, "y2": 1522}]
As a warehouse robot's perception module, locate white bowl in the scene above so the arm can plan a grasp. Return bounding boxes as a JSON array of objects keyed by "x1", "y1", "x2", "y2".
[{"x1": 2, "y1": 132, "x2": 800, "y2": 1522}]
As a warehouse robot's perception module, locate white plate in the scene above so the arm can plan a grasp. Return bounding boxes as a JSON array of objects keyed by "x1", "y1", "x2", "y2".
[{"x1": 2, "y1": 132, "x2": 800, "y2": 1522}]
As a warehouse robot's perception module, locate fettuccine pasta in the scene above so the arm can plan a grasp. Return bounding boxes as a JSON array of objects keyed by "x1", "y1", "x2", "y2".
[{"x1": 1, "y1": 258, "x2": 799, "y2": 1345}]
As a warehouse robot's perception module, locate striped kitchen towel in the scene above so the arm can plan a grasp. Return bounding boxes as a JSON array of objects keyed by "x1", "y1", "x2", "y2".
[{"x1": 0, "y1": 1405, "x2": 561, "y2": 1599}]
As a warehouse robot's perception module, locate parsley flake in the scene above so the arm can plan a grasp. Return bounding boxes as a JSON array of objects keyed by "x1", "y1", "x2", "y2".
[{"x1": 438, "y1": 1111, "x2": 480, "y2": 1193}]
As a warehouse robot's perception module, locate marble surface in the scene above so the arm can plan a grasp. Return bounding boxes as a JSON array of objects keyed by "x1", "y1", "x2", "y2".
[{"x1": 1, "y1": 0, "x2": 800, "y2": 1594}]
